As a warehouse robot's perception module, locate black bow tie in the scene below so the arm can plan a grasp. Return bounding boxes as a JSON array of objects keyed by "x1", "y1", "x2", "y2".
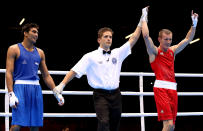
[{"x1": 103, "y1": 50, "x2": 111, "y2": 54}]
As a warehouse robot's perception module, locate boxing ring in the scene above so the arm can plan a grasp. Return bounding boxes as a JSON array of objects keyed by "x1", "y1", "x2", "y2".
[{"x1": 0, "y1": 69, "x2": 203, "y2": 131}]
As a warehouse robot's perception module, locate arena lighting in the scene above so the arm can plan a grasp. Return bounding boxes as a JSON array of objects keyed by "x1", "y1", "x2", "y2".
[
  {"x1": 19, "y1": 18, "x2": 25, "y2": 25},
  {"x1": 189, "y1": 38, "x2": 200, "y2": 44},
  {"x1": 125, "y1": 33, "x2": 133, "y2": 39}
]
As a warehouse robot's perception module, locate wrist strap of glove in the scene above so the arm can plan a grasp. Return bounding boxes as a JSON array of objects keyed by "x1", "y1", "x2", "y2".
[
  {"x1": 8, "y1": 91, "x2": 15, "y2": 98},
  {"x1": 191, "y1": 15, "x2": 198, "y2": 27},
  {"x1": 59, "y1": 83, "x2": 65, "y2": 90}
]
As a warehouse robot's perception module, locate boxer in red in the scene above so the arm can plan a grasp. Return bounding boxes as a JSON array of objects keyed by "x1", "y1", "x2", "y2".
[{"x1": 141, "y1": 6, "x2": 199, "y2": 131}]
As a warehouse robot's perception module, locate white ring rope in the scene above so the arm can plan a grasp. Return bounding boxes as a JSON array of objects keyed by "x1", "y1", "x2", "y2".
[
  {"x1": 1, "y1": 69, "x2": 203, "y2": 131},
  {"x1": 1, "y1": 69, "x2": 203, "y2": 77},
  {"x1": 1, "y1": 112, "x2": 203, "y2": 117},
  {"x1": 1, "y1": 89, "x2": 203, "y2": 96}
]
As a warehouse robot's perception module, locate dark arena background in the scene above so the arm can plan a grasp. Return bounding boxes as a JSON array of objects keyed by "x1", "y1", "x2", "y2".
[{"x1": 0, "y1": 1, "x2": 202, "y2": 131}]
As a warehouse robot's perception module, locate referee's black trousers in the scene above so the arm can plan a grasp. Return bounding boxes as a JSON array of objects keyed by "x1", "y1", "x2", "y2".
[{"x1": 93, "y1": 88, "x2": 122, "y2": 131}]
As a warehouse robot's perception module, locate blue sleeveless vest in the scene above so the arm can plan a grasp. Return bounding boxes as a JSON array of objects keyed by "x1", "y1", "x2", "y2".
[{"x1": 13, "y1": 43, "x2": 41, "y2": 80}]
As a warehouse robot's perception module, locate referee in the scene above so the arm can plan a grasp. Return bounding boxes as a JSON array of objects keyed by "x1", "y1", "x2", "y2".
[{"x1": 54, "y1": 11, "x2": 144, "y2": 130}]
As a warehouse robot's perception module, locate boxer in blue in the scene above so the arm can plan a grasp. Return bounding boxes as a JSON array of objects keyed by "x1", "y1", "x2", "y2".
[{"x1": 6, "y1": 23, "x2": 64, "y2": 131}]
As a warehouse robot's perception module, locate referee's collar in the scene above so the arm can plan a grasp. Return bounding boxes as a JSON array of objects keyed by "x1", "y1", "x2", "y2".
[{"x1": 98, "y1": 47, "x2": 111, "y2": 54}]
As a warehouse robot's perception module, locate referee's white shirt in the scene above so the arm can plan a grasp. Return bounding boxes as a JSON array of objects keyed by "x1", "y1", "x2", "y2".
[{"x1": 71, "y1": 41, "x2": 131, "y2": 90}]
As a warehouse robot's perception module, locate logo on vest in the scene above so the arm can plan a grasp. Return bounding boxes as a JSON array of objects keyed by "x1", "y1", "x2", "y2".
[
  {"x1": 35, "y1": 62, "x2": 39, "y2": 66},
  {"x1": 170, "y1": 52, "x2": 173, "y2": 56},
  {"x1": 22, "y1": 60, "x2": 27, "y2": 64}
]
